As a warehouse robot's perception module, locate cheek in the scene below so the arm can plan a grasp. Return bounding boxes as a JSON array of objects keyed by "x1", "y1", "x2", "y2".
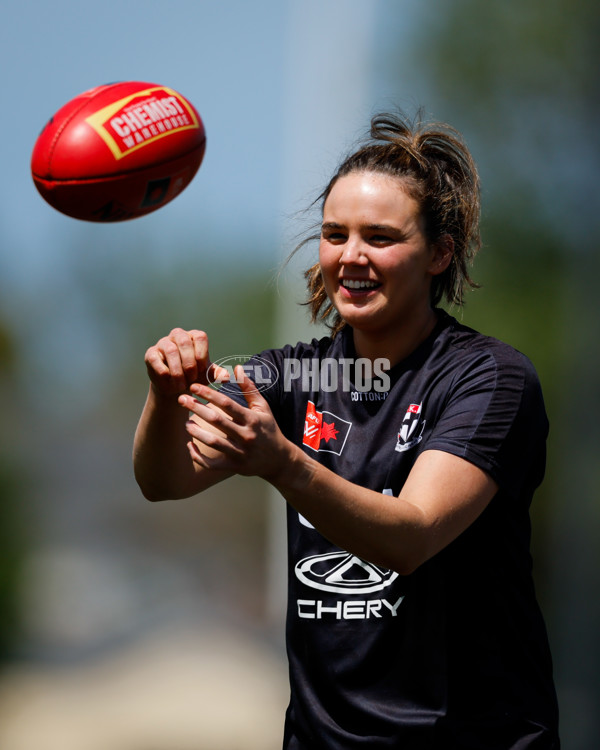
[
  {"x1": 318, "y1": 239, "x2": 331, "y2": 264},
  {"x1": 381, "y1": 246, "x2": 429, "y2": 277},
  {"x1": 318, "y1": 242, "x2": 337, "y2": 278}
]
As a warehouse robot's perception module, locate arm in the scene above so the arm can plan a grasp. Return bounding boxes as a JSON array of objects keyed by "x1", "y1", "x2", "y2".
[
  {"x1": 272, "y1": 446, "x2": 497, "y2": 575},
  {"x1": 132, "y1": 328, "x2": 233, "y2": 501},
  {"x1": 181, "y1": 371, "x2": 498, "y2": 575}
]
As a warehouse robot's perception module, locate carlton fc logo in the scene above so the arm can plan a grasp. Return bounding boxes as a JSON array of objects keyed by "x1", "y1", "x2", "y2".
[
  {"x1": 395, "y1": 402, "x2": 425, "y2": 453},
  {"x1": 295, "y1": 551, "x2": 399, "y2": 594}
]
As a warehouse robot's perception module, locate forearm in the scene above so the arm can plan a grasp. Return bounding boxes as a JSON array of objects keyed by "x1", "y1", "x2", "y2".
[
  {"x1": 268, "y1": 444, "x2": 428, "y2": 575},
  {"x1": 267, "y1": 444, "x2": 496, "y2": 575},
  {"x1": 133, "y1": 385, "x2": 227, "y2": 501}
]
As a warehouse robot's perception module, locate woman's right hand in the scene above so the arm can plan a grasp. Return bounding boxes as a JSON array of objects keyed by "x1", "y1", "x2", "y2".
[
  {"x1": 135, "y1": 329, "x2": 233, "y2": 500},
  {"x1": 144, "y1": 328, "x2": 227, "y2": 397}
]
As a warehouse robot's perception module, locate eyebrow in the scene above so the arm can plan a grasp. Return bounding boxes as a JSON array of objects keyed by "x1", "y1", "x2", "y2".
[{"x1": 321, "y1": 221, "x2": 407, "y2": 235}]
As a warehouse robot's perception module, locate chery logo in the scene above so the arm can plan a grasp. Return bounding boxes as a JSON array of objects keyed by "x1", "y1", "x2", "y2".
[{"x1": 295, "y1": 551, "x2": 399, "y2": 594}]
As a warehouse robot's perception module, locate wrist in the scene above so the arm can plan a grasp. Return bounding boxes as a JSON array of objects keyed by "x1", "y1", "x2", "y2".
[
  {"x1": 149, "y1": 382, "x2": 186, "y2": 406},
  {"x1": 144, "y1": 384, "x2": 191, "y2": 429},
  {"x1": 264, "y1": 442, "x2": 316, "y2": 493}
]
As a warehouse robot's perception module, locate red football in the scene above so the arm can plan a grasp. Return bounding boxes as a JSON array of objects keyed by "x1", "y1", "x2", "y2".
[{"x1": 31, "y1": 81, "x2": 206, "y2": 222}]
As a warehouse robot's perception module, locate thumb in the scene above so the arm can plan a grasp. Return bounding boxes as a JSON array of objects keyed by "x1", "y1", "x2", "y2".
[
  {"x1": 206, "y1": 360, "x2": 231, "y2": 385},
  {"x1": 235, "y1": 365, "x2": 268, "y2": 410}
]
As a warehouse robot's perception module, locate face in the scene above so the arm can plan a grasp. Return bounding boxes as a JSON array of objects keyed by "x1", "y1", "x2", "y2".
[{"x1": 319, "y1": 171, "x2": 448, "y2": 337}]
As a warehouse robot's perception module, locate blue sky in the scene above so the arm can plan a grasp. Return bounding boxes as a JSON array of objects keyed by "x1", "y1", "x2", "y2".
[
  {"x1": 1, "y1": 1, "x2": 423, "y2": 296},
  {"x1": 3, "y1": 1, "x2": 289, "y2": 285}
]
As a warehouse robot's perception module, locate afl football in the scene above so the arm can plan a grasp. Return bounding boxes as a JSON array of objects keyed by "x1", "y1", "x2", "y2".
[{"x1": 31, "y1": 81, "x2": 206, "y2": 222}]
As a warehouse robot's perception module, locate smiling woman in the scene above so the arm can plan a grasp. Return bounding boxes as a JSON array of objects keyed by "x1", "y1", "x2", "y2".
[
  {"x1": 302, "y1": 112, "x2": 481, "y2": 340},
  {"x1": 133, "y1": 111, "x2": 560, "y2": 749},
  {"x1": 318, "y1": 171, "x2": 450, "y2": 365}
]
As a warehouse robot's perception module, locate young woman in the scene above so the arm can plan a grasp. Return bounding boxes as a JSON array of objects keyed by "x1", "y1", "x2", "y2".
[{"x1": 133, "y1": 113, "x2": 560, "y2": 748}]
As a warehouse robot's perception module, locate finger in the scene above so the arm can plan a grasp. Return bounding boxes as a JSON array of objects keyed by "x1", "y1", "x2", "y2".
[
  {"x1": 236, "y1": 366, "x2": 269, "y2": 410},
  {"x1": 167, "y1": 328, "x2": 200, "y2": 384},
  {"x1": 187, "y1": 383, "x2": 249, "y2": 424},
  {"x1": 180, "y1": 398, "x2": 240, "y2": 441},
  {"x1": 145, "y1": 340, "x2": 187, "y2": 395},
  {"x1": 186, "y1": 440, "x2": 241, "y2": 474},
  {"x1": 206, "y1": 361, "x2": 231, "y2": 385},
  {"x1": 187, "y1": 330, "x2": 231, "y2": 387},
  {"x1": 184, "y1": 419, "x2": 245, "y2": 459},
  {"x1": 145, "y1": 345, "x2": 171, "y2": 379},
  {"x1": 186, "y1": 440, "x2": 223, "y2": 470},
  {"x1": 187, "y1": 439, "x2": 209, "y2": 467},
  {"x1": 188, "y1": 330, "x2": 211, "y2": 383},
  {"x1": 152, "y1": 343, "x2": 186, "y2": 393}
]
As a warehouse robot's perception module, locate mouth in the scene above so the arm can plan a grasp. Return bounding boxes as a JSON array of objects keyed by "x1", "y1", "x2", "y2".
[{"x1": 339, "y1": 278, "x2": 382, "y2": 296}]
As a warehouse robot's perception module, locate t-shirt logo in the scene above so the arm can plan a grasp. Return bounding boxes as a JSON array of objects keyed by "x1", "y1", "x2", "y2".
[
  {"x1": 395, "y1": 402, "x2": 425, "y2": 453},
  {"x1": 295, "y1": 551, "x2": 399, "y2": 594},
  {"x1": 302, "y1": 401, "x2": 352, "y2": 455}
]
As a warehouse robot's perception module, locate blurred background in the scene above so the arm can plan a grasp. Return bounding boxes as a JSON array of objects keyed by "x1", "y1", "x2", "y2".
[{"x1": 1, "y1": 1, "x2": 598, "y2": 748}]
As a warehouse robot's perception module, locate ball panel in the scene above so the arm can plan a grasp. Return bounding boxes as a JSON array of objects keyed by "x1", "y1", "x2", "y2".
[
  {"x1": 30, "y1": 93, "x2": 99, "y2": 179},
  {"x1": 31, "y1": 81, "x2": 206, "y2": 221},
  {"x1": 32, "y1": 144, "x2": 205, "y2": 222}
]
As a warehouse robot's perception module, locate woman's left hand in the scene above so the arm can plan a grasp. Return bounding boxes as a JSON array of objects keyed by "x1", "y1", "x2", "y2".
[{"x1": 178, "y1": 366, "x2": 292, "y2": 482}]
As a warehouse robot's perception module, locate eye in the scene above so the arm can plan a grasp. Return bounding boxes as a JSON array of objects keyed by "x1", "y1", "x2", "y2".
[
  {"x1": 322, "y1": 229, "x2": 346, "y2": 243},
  {"x1": 369, "y1": 234, "x2": 395, "y2": 246}
]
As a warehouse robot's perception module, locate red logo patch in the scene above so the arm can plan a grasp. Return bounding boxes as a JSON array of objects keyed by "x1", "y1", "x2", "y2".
[
  {"x1": 302, "y1": 401, "x2": 352, "y2": 455},
  {"x1": 86, "y1": 86, "x2": 200, "y2": 160}
]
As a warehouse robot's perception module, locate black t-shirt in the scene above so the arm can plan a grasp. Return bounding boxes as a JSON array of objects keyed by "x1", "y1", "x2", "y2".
[{"x1": 230, "y1": 311, "x2": 560, "y2": 749}]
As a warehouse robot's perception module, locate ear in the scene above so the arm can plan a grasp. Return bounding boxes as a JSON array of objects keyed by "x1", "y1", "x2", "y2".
[{"x1": 429, "y1": 234, "x2": 454, "y2": 276}]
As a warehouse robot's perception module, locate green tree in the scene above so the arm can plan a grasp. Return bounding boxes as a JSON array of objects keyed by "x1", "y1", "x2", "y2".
[
  {"x1": 0, "y1": 320, "x2": 27, "y2": 660},
  {"x1": 398, "y1": 1, "x2": 600, "y2": 746}
]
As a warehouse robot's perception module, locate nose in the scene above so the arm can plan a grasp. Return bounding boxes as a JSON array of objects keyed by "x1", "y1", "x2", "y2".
[{"x1": 339, "y1": 236, "x2": 368, "y2": 265}]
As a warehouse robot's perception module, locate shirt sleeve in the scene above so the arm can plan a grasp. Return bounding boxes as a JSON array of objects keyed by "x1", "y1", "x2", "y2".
[{"x1": 423, "y1": 349, "x2": 549, "y2": 500}]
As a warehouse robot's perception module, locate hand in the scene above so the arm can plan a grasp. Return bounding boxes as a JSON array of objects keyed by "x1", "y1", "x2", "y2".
[
  {"x1": 178, "y1": 366, "x2": 293, "y2": 482},
  {"x1": 144, "y1": 328, "x2": 228, "y2": 397}
]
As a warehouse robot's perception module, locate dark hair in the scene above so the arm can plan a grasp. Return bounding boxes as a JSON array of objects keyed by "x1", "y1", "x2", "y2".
[{"x1": 300, "y1": 111, "x2": 481, "y2": 335}]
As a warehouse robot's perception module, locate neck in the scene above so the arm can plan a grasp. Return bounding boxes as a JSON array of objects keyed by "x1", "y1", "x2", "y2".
[{"x1": 351, "y1": 307, "x2": 439, "y2": 367}]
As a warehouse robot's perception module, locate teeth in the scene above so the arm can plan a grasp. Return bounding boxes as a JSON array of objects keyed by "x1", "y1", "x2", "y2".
[{"x1": 342, "y1": 279, "x2": 379, "y2": 290}]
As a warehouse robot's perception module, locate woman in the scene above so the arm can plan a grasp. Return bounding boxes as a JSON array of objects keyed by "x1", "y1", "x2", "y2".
[{"x1": 133, "y1": 113, "x2": 560, "y2": 748}]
